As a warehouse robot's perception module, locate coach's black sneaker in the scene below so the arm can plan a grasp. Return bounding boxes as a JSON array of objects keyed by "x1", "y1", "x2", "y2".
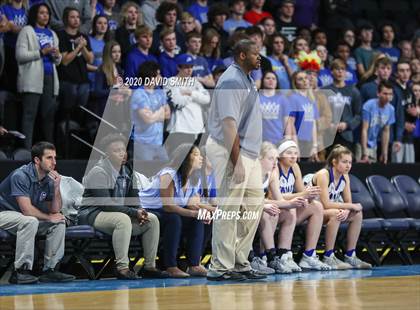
[
  {"x1": 207, "y1": 271, "x2": 247, "y2": 281},
  {"x1": 138, "y1": 267, "x2": 169, "y2": 279},
  {"x1": 9, "y1": 269, "x2": 38, "y2": 284},
  {"x1": 239, "y1": 269, "x2": 267, "y2": 280},
  {"x1": 39, "y1": 269, "x2": 76, "y2": 283},
  {"x1": 115, "y1": 268, "x2": 139, "y2": 280}
]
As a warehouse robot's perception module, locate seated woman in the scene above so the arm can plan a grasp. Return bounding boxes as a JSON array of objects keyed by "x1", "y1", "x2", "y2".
[
  {"x1": 251, "y1": 142, "x2": 307, "y2": 274},
  {"x1": 276, "y1": 140, "x2": 331, "y2": 271},
  {"x1": 140, "y1": 144, "x2": 211, "y2": 278},
  {"x1": 312, "y1": 144, "x2": 372, "y2": 269}
]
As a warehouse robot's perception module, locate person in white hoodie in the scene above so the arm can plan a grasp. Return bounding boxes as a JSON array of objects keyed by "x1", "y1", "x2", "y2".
[
  {"x1": 164, "y1": 53, "x2": 210, "y2": 155},
  {"x1": 16, "y1": 3, "x2": 61, "y2": 149}
]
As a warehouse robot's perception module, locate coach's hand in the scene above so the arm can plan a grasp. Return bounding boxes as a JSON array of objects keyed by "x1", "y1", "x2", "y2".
[
  {"x1": 232, "y1": 161, "x2": 245, "y2": 184},
  {"x1": 49, "y1": 213, "x2": 65, "y2": 223},
  {"x1": 137, "y1": 209, "x2": 149, "y2": 225}
]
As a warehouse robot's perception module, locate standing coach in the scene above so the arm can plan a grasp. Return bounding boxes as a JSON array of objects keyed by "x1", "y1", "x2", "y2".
[{"x1": 206, "y1": 39, "x2": 266, "y2": 281}]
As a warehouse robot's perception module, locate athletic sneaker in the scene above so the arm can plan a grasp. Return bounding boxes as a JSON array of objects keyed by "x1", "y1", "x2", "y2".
[
  {"x1": 268, "y1": 256, "x2": 293, "y2": 274},
  {"x1": 323, "y1": 254, "x2": 352, "y2": 270},
  {"x1": 207, "y1": 271, "x2": 247, "y2": 281},
  {"x1": 283, "y1": 252, "x2": 302, "y2": 272},
  {"x1": 299, "y1": 253, "x2": 332, "y2": 271},
  {"x1": 344, "y1": 253, "x2": 372, "y2": 269},
  {"x1": 9, "y1": 270, "x2": 38, "y2": 284},
  {"x1": 250, "y1": 257, "x2": 275, "y2": 275},
  {"x1": 238, "y1": 269, "x2": 267, "y2": 280}
]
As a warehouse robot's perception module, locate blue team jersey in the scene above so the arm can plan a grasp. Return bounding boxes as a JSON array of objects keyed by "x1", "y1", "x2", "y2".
[{"x1": 279, "y1": 166, "x2": 296, "y2": 194}]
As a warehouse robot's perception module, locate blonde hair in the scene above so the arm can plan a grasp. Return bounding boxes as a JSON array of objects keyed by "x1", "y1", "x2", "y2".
[
  {"x1": 120, "y1": 1, "x2": 143, "y2": 27},
  {"x1": 260, "y1": 141, "x2": 277, "y2": 159},
  {"x1": 326, "y1": 144, "x2": 352, "y2": 168},
  {"x1": 101, "y1": 41, "x2": 120, "y2": 86}
]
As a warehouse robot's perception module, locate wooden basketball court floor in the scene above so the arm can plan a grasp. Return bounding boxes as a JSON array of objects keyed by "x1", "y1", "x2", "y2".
[{"x1": 1, "y1": 265, "x2": 419, "y2": 310}]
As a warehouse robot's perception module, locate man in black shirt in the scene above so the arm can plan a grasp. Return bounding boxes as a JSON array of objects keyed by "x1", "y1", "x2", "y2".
[{"x1": 275, "y1": 0, "x2": 298, "y2": 42}]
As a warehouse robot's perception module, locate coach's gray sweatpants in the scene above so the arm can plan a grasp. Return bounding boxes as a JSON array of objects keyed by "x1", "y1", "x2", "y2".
[{"x1": 0, "y1": 211, "x2": 65, "y2": 271}]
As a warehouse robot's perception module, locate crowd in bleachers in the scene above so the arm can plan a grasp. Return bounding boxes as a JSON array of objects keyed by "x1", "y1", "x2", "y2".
[{"x1": 0, "y1": 0, "x2": 419, "y2": 163}]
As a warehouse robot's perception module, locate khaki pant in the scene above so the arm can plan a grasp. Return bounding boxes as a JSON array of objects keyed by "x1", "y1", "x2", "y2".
[
  {"x1": 0, "y1": 211, "x2": 65, "y2": 271},
  {"x1": 93, "y1": 211, "x2": 159, "y2": 270},
  {"x1": 206, "y1": 138, "x2": 264, "y2": 275}
]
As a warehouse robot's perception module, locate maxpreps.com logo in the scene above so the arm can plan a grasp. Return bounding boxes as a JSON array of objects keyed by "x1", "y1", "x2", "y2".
[{"x1": 197, "y1": 207, "x2": 260, "y2": 221}]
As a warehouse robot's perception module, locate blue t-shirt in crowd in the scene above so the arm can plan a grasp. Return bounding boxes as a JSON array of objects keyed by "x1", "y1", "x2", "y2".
[
  {"x1": 223, "y1": 18, "x2": 251, "y2": 34},
  {"x1": 317, "y1": 68, "x2": 333, "y2": 87},
  {"x1": 191, "y1": 54, "x2": 211, "y2": 77},
  {"x1": 285, "y1": 92, "x2": 319, "y2": 141},
  {"x1": 34, "y1": 27, "x2": 54, "y2": 75},
  {"x1": 345, "y1": 65, "x2": 358, "y2": 86},
  {"x1": 362, "y1": 98, "x2": 396, "y2": 148},
  {"x1": 88, "y1": 36, "x2": 105, "y2": 89},
  {"x1": 377, "y1": 46, "x2": 400, "y2": 71},
  {"x1": 268, "y1": 56, "x2": 297, "y2": 90},
  {"x1": 2, "y1": 4, "x2": 27, "y2": 47},
  {"x1": 124, "y1": 48, "x2": 158, "y2": 82},
  {"x1": 0, "y1": 162, "x2": 53, "y2": 213},
  {"x1": 159, "y1": 52, "x2": 178, "y2": 78},
  {"x1": 131, "y1": 86, "x2": 167, "y2": 145},
  {"x1": 188, "y1": 2, "x2": 208, "y2": 24},
  {"x1": 259, "y1": 92, "x2": 285, "y2": 144},
  {"x1": 140, "y1": 167, "x2": 200, "y2": 210},
  {"x1": 204, "y1": 56, "x2": 224, "y2": 73}
]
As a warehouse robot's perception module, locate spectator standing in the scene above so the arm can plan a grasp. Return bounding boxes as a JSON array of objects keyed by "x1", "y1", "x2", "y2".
[
  {"x1": 17, "y1": 3, "x2": 61, "y2": 149},
  {"x1": 158, "y1": 28, "x2": 179, "y2": 78},
  {"x1": 200, "y1": 28, "x2": 224, "y2": 73},
  {"x1": 164, "y1": 53, "x2": 210, "y2": 155},
  {"x1": 361, "y1": 81, "x2": 395, "y2": 164},
  {"x1": 101, "y1": 0, "x2": 120, "y2": 33},
  {"x1": 411, "y1": 82, "x2": 420, "y2": 162},
  {"x1": 130, "y1": 61, "x2": 170, "y2": 161},
  {"x1": 115, "y1": 1, "x2": 142, "y2": 58},
  {"x1": 91, "y1": 41, "x2": 124, "y2": 118},
  {"x1": 186, "y1": 31, "x2": 215, "y2": 88},
  {"x1": 391, "y1": 60, "x2": 415, "y2": 163},
  {"x1": 152, "y1": 2, "x2": 185, "y2": 54},
  {"x1": 124, "y1": 25, "x2": 157, "y2": 83},
  {"x1": 323, "y1": 59, "x2": 362, "y2": 154},
  {"x1": 88, "y1": 15, "x2": 109, "y2": 90},
  {"x1": 354, "y1": 23, "x2": 375, "y2": 77},
  {"x1": 57, "y1": 7, "x2": 94, "y2": 125},
  {"x1": 334, "y1": 41, "x2": 358, "y2": 86},
  {"x1": 377, "y1": 23, "x2": 400, "y2": 71},
  {"x1": 187, "y1": 0, "x2": 208, "y2": 26},
  {"x1": 259, "y1": 71, "x2": 286, "y2": 145},
  {"x1": 141, "y1": 0, "x2": 160, "y2": 31},
  {"x1": 46, "y1": 0, "x2": 91, "y2": 34},
  {"x1": 202, "y1": 3, "x2": 230, "y2": 57},
  {"x1": 275, "y1": 0, "x2": 298, "y2": 42},
  {"x1": 266, "y1": 32, "x2": 297, "y2": 90},
  {"x1": 0, "y1": 0, "x2": 27, "y2": 93},
  {"x1": 243, "y1": 0, "x2": 272, "y2": 25},
  {"x1": 223, "y1": 0, "x2": 251, "y2": 35}
]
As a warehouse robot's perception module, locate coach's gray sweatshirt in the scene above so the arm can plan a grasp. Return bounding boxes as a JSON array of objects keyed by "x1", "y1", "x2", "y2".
[{"x1": 46, "y1": 0, "x2": 92, "y2": 34}]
